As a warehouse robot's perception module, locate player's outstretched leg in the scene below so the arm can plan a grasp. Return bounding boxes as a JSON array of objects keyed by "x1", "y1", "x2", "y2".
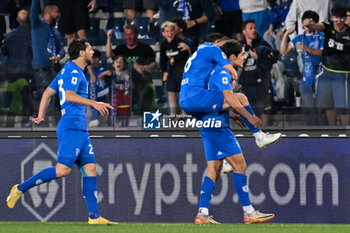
[
  {"x1": 255, "y1": 132, "x2": 282, "y2": 149},
  {"x1": 223, "y1": 103, "x2": 281, "y2": 174},
  {"x1": 194, "y1": 176, "x2": 220, "y2": 224},
  {"x1": 83, "y1": 176, "x2": 117, "y2": 225},
  {"x1": 7, "y1": 166, "x2": 57, "y2": 209},
  {"x1": 238, "y1": 104, "x2": 281, "y2": 149}
]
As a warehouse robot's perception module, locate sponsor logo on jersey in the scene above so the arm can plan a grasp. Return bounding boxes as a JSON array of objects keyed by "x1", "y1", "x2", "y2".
[
  {"x1": 72, "y1": 77, "x2": 78, "y2": 85},
  {"x1": 222, "y1": 52, "x2": 227, "y2": 59}
]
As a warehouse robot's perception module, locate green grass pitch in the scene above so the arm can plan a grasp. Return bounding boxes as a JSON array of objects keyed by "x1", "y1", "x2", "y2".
[{"x1": 0, "y1": 222, "x2": 349, "y2": 233}]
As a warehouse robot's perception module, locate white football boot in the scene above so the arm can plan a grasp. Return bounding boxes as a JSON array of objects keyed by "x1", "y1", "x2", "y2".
[
  {"x1": 255, "y1": 132, "x2": 282, "y2": 149},
  {"x1": 221, "y1": 159, "x2": 234, "y2": 174}
]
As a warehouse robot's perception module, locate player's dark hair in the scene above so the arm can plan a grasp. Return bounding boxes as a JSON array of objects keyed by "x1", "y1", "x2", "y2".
[
  {"x1": 302, "y1": 10, "x2": 319, "y2": 23},
  {"x1": 68, "y1": 39, "x2": 89, "y2": 60},
  {"x1": 205, "y1": 32, "x2": 225, "y2": 42},
  {"x1": 171, "y1": 17, "x2": 188, "y2": 33},
  {"x1": 124, "y1": 24, "x2": 138, "y2": 36},
  {"x1": 331, "y1": 4, "x2": 347, "y2": 17},
  {"x1": 242, "y1": 19, "x2": 256, "y2": 30},
  {"x1": 221, "y1": 39, "x2": 243, "y2": 57}
]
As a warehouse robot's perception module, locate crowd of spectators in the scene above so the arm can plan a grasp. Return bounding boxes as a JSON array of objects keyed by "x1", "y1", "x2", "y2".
[{"x1": 0, "y1": 0, "x2": 349, "y2": 127}]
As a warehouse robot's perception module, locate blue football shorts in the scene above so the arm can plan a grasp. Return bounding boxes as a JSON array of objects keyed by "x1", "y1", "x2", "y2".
[
  {"x1": 180, "y1": 89, "x2": 224, "y2": 116},
  {"x1": 57, "y1": 130, "x2": 96, "y2": 168},
  {"x1": 200, "y1": 128, "x2": 242, "y2": 161}
]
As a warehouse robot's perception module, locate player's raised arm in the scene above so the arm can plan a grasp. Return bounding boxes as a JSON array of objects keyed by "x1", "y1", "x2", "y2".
[
  {"x1": 223, "y1": 64, "x2": 238, "y2": 80},
  {"x1": 30, "y1": 87, "x2": 57, "y2": 125},
  {"x1": 65, "y1": 90, "x2": 113, "y2": 116}
]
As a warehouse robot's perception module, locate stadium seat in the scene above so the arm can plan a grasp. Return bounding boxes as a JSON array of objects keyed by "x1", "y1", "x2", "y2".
[
  {"x1": 199, "y1": 20, "x2": 216, "y2": 44},
  {"x1": 106, "y1": 17, "x2": 126, "y2": 32},
  {"x1": 281, "y1": 51, "x2": 300, "y2": 78},
  {"x1": 88, "y1": 18, "x2": 106, "y2": 45},
  {"x1": 99, "y1": 51, "x2": 108, "y2": 68},
  {"x1": 131, "y1": 17, "x2": 150, "y2": 37},
  {"x1": 150, "y1": 19, "x2": 161, "y2": 42},
  {"x1": 206, "y1": 20, "x2": 216, "y2": 35}
]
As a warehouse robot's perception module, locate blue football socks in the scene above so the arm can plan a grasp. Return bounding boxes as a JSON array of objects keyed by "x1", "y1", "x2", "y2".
[
  {"x1": 239, "y1": 105, "x2": 260, "y2": 133},
  {"x1": 18, "y1": 166, "x2": 57, "y2": 193},
  {"x1": 233, "y1": 172, "x2": 252, "y2": 207},
  {"x1": 83, "y1": 176, "x2": 100, "y2": 219},
  {"x1": 199, "y1": 176, "x2": 216, "y2": 210}
]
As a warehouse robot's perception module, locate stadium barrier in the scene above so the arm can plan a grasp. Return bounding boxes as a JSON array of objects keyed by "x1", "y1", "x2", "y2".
[{"x1": 0, "y1": 138, "x2": 349, "y2": 223}]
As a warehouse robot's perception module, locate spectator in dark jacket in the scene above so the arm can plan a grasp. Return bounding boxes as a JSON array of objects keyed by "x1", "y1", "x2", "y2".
[
  {"x1": 239, "y1": 19, "x2": 279, "y2": 124},
  {"x1": 1, "y1": 9, "x2": 34, "y2": 121},
  {"x1": 1, "y1": 9, "x2": 32, "y2": 80}
]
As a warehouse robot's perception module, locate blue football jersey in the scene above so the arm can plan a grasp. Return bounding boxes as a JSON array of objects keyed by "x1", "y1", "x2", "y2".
[
  {"x1": 292, "y1": 32, "x2": 324, "y2": 85},
  {"x1": 292, "y1": 32, "x2": 324, "y2": 66},
  {"x1": 179, "y1": 43, "x2": 231, "y2": 101},
  {"x1": 198, "y1": 65, "x2": 233, "y2": 129},
  {"x1": 85, "y1": 66, "x2": 108, "y2": 101},
  {"x1": 49, "y1": 61, "x2": 88, "y2": 131},
  {"x1": 209, "y1": 65, "x2": 233, "y2": 93}
]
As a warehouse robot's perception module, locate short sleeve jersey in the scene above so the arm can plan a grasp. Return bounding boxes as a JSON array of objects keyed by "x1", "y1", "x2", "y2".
[
  {"x1": 322, "y1": 23, "x2": 350, "y2": 72},
  {"x1": 85, "y1": 66, "x2": 107, "y2": 101},
  {"x1": 49, "y1": 61, "x2": 88, "y2": 131},
  {"x1": 198, "y1": 65, "x2": 233, "y2": 129},
  {"x1": 291, "y1": 32, "x2": 324, "y2": 85},
  {"x1": 179, "y1": 43, "x2": 230, "y2": 101},
  {"x1": 292, "y1": 32, "x2": 324, "y2": 65},
  {"x1": 209, "y1": 65, "x2": 233, "y2": 93}
]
